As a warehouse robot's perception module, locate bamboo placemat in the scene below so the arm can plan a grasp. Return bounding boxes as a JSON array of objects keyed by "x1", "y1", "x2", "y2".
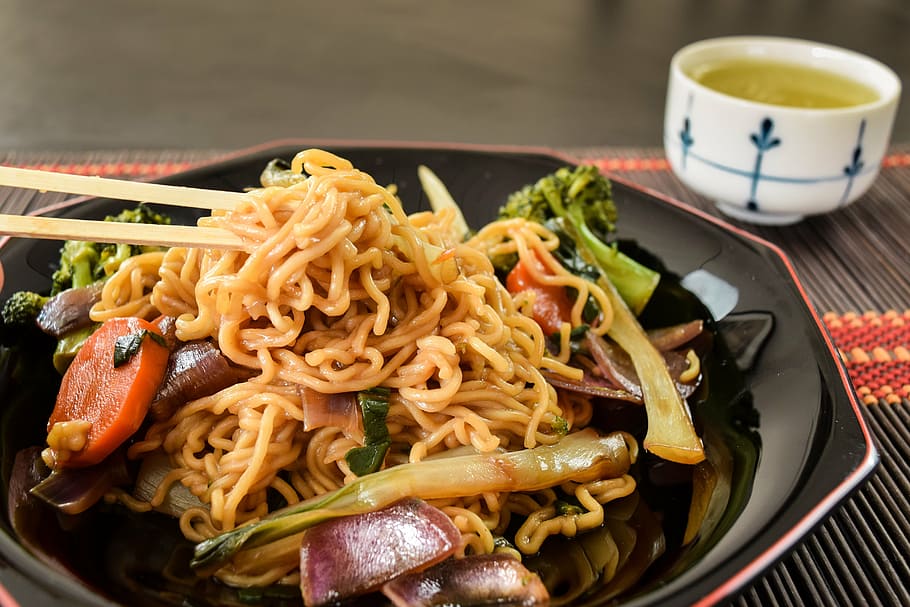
[{"x1": 2, "y1": 144, "x2": 909, "y2": 606}]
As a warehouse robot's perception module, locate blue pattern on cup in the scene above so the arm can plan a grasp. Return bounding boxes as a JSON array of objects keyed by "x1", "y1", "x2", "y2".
[
  {"x1": 679, "y1": 118, "x2": 694, "y2": 169},
  {"x1": 840, "y1": 119, "x2": 867, "y2": 206},
  {"x1": 747, "y1": 118, "x2": 782, "y2": 211},
  {"x1": 678, "y1": 94, "x2": 695, "y2": 169},
  {"x1": 664, "y1": 111, "x2": 881, "y2": 219}
]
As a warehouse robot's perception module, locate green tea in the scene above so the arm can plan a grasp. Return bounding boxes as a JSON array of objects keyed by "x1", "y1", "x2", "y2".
[{"x1": 688, "y1": 58, "x2": 879, "y2": 109}]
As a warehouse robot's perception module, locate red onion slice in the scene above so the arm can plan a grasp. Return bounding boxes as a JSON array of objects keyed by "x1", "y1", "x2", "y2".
[
  {"x1": 383, "y1": 553, "x2": 549, "y2": 606},
  {"x1": 299, "y1": 386, "x2": 363, "y2": 442},
  {"x1": 299, "y1": 498, "x2": 461, "y2": 606},
  {"x1": 150, "y1": 340, "x2": 244, "y2": 421},
  {"x1": 35, "y1": 283, "x2": 103, "y2": 338}
]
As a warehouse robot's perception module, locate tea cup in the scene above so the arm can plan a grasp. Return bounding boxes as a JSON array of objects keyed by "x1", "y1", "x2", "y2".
[{"x1": 664, "y1": 36, "x2": 901, "y2": 225}]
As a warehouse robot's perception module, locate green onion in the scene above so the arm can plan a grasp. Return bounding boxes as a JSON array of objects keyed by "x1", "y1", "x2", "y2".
[
  {"x1": 417, "y1": 165, "x2": 470, "y2": 241},
  {"x1": 345, "y1": 387, "x2": 392, "y2": 476},
  {"x1": 113, "y1": 329, "x2": 167, "y2": 367},
  {"x1": 191, "y1": 429, "x2": 634, "y2": 574}
]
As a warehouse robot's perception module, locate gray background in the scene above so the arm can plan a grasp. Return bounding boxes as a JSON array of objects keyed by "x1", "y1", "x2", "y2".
[{"x1": 1, "y1": 0, "x2": 907, "y2": 150}]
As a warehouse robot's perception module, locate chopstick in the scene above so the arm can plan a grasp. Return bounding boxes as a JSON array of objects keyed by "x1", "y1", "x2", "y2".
[
  {"x1": 0, "y1": 214, "x2": 245, "y2": 249},
  {"x1": 0, "y1": 165, "x2": 246, "y2": 211},
  {"x1": 0, "y1": 165, "x2": 250, "y2": 249}
]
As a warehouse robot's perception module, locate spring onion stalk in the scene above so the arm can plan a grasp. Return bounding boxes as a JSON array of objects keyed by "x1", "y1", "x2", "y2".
[
  {"x1": 545, "y1": 203, "x2": 704, "y2": 464},
  {"x1": 598, "y1": 274, "x2": 704, "y2": 464},
  {"x1": 191, "y1": 429, "x2": 634, "y2": 573},
  {"x1": 417, "y1": 165, "x2": 470, "y2": 241},
  {"x1": 565, "y1": 205, "x2": 659, "y2": 316}
]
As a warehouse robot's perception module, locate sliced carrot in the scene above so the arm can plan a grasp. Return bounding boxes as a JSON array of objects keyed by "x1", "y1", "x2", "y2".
[
  {"x1": 505, "y1": 255, "x2": 573, "y2": 335},
  {"x1": 46, "y1": 317, "x2": 169, "y2": 468}
]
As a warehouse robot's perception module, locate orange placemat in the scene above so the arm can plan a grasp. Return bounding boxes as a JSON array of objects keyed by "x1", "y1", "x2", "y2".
[{"x1": 824, "y1": 311, "x2": 910, "y2": 405}]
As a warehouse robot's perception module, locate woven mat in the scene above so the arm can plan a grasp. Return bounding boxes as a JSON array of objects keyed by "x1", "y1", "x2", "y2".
[{"x1": 2, "y1": 145, "x2": 910, "y2": 606}]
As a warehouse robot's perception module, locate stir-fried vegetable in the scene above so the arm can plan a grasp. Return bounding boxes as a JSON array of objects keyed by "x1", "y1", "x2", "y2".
[
  {"x1": 259, "y1": 158, "x2": 308, "y2": 188},
  {"x1": 417, "y1": 164, "x2": 470, "y2": 241},
  {"x1": 149, "y1": 339, "x2": 243, "y2": 422},
  {"x1": 598, "y1": 276, "x2": 704, "y2": 463},
  {"x1": 495, "y1": 165, "x2": 704, "y2": 464},
  {"x1": 51, "y1": 203, "x2": 171, "y2": 295},
  {"x1": 35, "y1": 284, "x2": 103, "y2": 339},
  {"x1": 345, "y1": 387, "x2": 392, "y2": 476},
  {"x1": 497, "y1": 165, "x2": 659, "y2": 314},
  {"x1": 0, "y1": 291, "x2": 50, "y2": 327},
  {"x1": 299, "y1": 499, "x2": 461, "y2": 606},
  {"x1": 1, "y1": 204, "x2": 173, "y2": 375},
  {"x1": 384, "y1": 552, "x2": 549, "y2": 607},
  {"x1": 29, "y1": 451, "x2": 130, "y2": 515},
  {"x1": 505, "y1": 254, "x2": 574, "y2": 335},
  {"x1": 191, "y1": 429, "x2": 635, "y2": 573},
  {"x1": 43, "y1": 317, "x2": 169, "y2": 469}
]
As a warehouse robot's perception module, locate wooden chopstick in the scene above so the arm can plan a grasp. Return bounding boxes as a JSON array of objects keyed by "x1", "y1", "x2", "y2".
[
  {"x1": 0, "y1": 165, "x2": 251, "y2": 249},
  {"x1": 0, "y1": 165, "x2": 246, "y2": 211},
  {"x1": 0, "y1": 214, "x2": 244, "y2": 250}
]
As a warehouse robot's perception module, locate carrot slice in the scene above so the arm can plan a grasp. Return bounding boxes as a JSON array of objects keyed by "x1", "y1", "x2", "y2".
[
  {"x1": 505, "y1": 255, "x2": 573, "y2": 335},
  {"x1": 46, "y1": 317, "x2": 169, "y2": 468}
]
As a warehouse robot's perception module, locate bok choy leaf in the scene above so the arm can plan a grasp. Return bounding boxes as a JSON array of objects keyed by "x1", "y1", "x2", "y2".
[{"x1": 191, "y1": 429, "x2": 635, "y2": 574}]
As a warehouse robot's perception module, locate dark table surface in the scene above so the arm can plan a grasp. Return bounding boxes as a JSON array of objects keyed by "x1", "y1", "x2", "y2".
[{"x1": 0, "y1": 0, "x2": 907, "y2": 150}]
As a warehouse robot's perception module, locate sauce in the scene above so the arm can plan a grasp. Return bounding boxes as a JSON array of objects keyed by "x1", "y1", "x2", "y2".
[{"x1": 688, "y1": 58, "x2": 879, "y2": 109}]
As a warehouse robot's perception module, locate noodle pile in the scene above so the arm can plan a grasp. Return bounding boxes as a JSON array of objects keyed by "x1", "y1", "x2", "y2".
[{"x1": 91, "y1": 149, "x2": 636, "y2": 586}]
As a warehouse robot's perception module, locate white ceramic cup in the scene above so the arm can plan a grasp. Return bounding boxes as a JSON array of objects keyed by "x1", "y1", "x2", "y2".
[{"x1": 664, "y1": 36, "x2": 901, "y2": 225}]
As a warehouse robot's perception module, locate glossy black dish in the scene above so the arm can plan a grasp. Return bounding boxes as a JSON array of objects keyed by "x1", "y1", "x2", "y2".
[{"x1": 0, "y1": 143, "x2": 876, "y2": 606}]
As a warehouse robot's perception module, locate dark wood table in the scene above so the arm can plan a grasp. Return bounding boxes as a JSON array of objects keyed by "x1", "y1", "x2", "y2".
[{"x1": 0, "y1": 0, "x2": 906, "y2": 150}]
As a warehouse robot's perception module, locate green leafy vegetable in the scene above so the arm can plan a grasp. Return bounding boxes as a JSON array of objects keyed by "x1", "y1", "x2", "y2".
[
  {"x1": 497, "y1": 165, "x2": 659, "y2": 314},
  {"x1": 345, "y1": 387, "x2": 392, "y2": 476},
  {"x1": 1, "y1": 291, "x2": 50, "y2": 327},
  {"x1": 113, "y1": 329, "x2": 167, "y2": 367},
  {"x1": 259, "y1": 158, "x2": 308, "y2": 188},
  {"x1": 496, "y1": 166, "x2": 703, "y2": 464}
]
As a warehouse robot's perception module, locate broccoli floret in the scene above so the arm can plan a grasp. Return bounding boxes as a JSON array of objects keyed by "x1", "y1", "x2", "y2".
[
  {"x1": 260, "y1": 158, "x2": 308, "y2": 188},
  {"x1": 1, "y1": 291, "x2": 50, "y2": 326},
  {"x1": 7, "y1": 203, "x2": 172, "y2": 368},
  {"x1": 105, "y1": 203, "x2": 172, "y2": 226},
  {"x1": 497, "y1": 165, "x2": 658, "y2": 314},
  {"x1": 498, "y1": 183, "x2": 551, "y2": 227},
  {"x1": 51, "y1": 240, "x2": 99, "y2": 294},
  {"x1": 500, "y1": 165, "x2": 616, "y2": 233},
  {"x1": 94, "y1": 204, "x2": 172, "y2": 280},
  {"x1": 50, "y1": 204, "x2": 172, "y2": 293}
]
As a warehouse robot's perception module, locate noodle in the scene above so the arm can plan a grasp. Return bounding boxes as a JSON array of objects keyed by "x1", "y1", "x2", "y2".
[{"x1": 90, "y1": 149, "x2": 633, "y2": 586}]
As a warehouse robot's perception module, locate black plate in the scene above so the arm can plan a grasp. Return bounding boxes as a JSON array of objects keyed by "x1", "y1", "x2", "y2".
[{"x1": 0, "y1": 142, "x2": 876, "y2": 606}]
